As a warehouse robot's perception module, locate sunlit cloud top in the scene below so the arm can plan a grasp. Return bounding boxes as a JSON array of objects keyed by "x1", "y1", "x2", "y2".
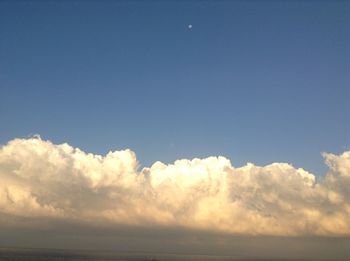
[{"x1": 1, "y1": 137, "x2": 349, "y2": 236}]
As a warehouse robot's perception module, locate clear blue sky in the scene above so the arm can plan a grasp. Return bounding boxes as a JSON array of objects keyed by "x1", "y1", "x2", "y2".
[{"x1": 1, "y1": 0, "x2": 349, "y2": 175}]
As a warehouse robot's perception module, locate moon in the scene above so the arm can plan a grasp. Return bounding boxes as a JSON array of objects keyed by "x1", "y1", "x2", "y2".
[{"x1": 188, "y1": 24, "x2": 192, "y2": 29}]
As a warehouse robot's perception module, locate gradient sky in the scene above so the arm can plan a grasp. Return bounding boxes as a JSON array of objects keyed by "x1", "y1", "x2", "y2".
[{"x1": 1, "y1": 0, "x2": 349, "y2": 175}]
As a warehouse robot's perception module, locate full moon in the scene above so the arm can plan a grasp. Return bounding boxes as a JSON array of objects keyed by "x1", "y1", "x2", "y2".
[{"x1": 188, "y1": 24, "x2": 192, "y2": 29}]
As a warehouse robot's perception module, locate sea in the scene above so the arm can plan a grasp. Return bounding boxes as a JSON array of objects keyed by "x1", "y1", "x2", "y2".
[
  {"x1": 0, "y1": 247, "x2": 342, "y2": 261},
  {"x1": 0, "y1": 248, "x2": 256, "y2": 261}
]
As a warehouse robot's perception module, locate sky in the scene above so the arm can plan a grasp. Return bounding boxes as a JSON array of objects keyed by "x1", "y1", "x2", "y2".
[
  {"x1": 0, "y1": 0, "x2": 350, "y2": 259},
  {"x1": 1, "y1": 0, "x2": 349, "y2": 175}
]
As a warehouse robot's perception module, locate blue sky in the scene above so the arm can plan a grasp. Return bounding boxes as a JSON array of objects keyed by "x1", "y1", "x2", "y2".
[{"x1": 1, "y1": 0, "x2": 349, "y2": 175}]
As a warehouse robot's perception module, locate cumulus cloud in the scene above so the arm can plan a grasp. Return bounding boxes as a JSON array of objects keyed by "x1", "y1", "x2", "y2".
[{"x1": 0, "y1": 137, "x2": 349, "y2": 236}]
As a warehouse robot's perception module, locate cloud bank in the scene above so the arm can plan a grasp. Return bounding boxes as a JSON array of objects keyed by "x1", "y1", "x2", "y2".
[{"x1": 0, "y1": 137, "x2": 350, "y2": 237}]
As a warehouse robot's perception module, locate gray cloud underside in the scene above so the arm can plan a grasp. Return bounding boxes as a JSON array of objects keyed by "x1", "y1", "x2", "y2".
[{"x1": 1, "y1": 137, "x2": 350, "y2": 237}]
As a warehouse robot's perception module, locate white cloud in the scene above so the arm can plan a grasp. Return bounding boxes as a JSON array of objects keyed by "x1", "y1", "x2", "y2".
[{"x1": 0, "y1": 137, "x2": 349, "y2": 236}]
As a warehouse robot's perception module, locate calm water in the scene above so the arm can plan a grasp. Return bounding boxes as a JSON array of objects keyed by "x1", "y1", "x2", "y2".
[
  {"x1": 0, "y1": 248, "x2": 336, "y2": 261},
  {"x1": 0, "y1": 248, "x2": 250, "y2": 261}
]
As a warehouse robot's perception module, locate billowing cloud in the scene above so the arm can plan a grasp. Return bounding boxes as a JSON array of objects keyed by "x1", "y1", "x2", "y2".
[{"x1": 0, "y1": 137, "x2": 350, "y2": 236}]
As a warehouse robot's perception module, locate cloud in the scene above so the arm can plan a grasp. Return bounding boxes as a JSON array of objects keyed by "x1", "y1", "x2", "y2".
[{"x1": 0, "y1": 137, "x2": 350, "y2": 236}]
